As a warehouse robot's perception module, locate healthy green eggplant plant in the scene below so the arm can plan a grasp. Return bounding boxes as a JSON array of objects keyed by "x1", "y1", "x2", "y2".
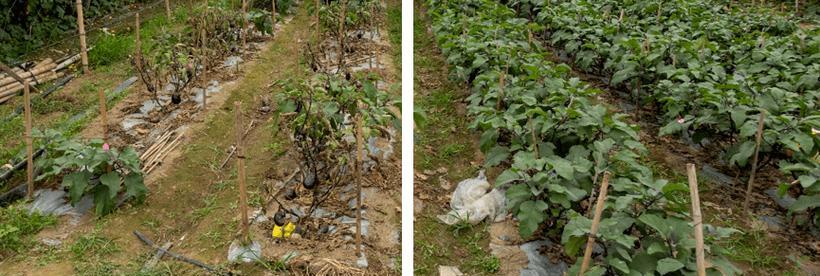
[
  {"x1": 524, "y1": 0, "x2": 819, "y2": 221},
  {"x1": 33, "y1": 129, "x2": 146, "y2": 216},
  {"x1": 427, "y1": 0, "x2": 740, "y2": 274}
]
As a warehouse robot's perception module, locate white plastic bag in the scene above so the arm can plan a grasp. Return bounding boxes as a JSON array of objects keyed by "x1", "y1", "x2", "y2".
[{"x1": 438, "y1": 171, "x2": 506, "y2": 225}]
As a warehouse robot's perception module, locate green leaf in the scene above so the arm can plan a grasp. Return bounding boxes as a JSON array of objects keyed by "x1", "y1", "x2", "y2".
[
  {"x1": 479, "y1": 129, "x2": 498, "y2": 152},
  {"x1": 485, "y1": 146, "x2": 510, "y2": 167},
  {"x1": 123, "y1": 173, "x2": 147, "y2": 202},
  {"x1": 729, "y1": 141, "x2": 756, "y2": 167},
  {"x1": 656, "y1": 258, "x2": 684, "y2": 275},
  {"x1": 798, "y1": 174, "x2": 817, "y2": 188},
  {"x1": 496, "y1": 169, "x2": 521, "y2": 187},
  {"x1": 608, "y1": 257, "x2": 630, "y2": 274},
  {"x1": 547, "y1": 156, "x2": 575, "y2": 180},
  {"x1": 790, "y1": 194, "x2": 820, "y2": 212},
  {"x1": 93, "y1": 186, "x2": 114, "y2": 216},
  {"x1": 517, "y1": 200, "x2": 549, "y2": 238},
  {"x1": 63, "y1": 171, "x2": 90, "y2": 205},
  {"x1": 99, "y1": 172, "x2": 122, "y2": 199}
]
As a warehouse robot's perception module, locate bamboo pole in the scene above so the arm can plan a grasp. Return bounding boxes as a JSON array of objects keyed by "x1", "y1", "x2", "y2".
[
  {"x1": 315, "y1": 0, "x2": 320, "y2": 42},
  {"x1": 743, "y1": 111, "x2": 766, "y2": 214},
  {"x1": 76, "y1": 0, "x2": 90, "y2": 74},
  {"x1": 135, "y1": 13, "x2": 143, "y2": 73},
  {"x1": 166, "y1": 0, "x2": 172, "y2": 18},
  {"x1": 24, "y1": 80, "x2": 34, "y2": 200},
  {"x1": 579, "y1": 172, "x2": 611, "y2": 276},
  {"x1": 235, "y1": 102, "x2": 249, "y2": 243},
  {"x1": 241, "y1": 0, "x2": 248, "y2": 48},
  {"x1": 99, "y1": 89, "x2": 108, "y2": 144},
  {"x1": 355, "y1": 113, "x2": 364, "y2": 257},
  {"x1": 337, "y1": 0, "x2": 349, "y2": 73},
  {"x1": 687, "y1": 164, "x2": 707, "y2": 276},
  {"x1": 271, "y1": 0, "x2": 276, "y2": 33},
  {"x1": 0, "y1": 62, "x2": 42, "y2": 93}
]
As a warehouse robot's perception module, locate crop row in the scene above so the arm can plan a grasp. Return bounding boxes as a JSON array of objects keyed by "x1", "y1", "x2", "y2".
[
  {"x1": 514, "y1": 0, "x2": 819, "y2": 215},
  {"x1": 427, "y1": 0, "x2": 739, "y2": 274}
]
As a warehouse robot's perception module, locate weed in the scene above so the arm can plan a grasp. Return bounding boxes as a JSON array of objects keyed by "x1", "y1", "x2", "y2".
[
  {"x1": 70, "y1": 230, "x2": 120, "y2": 260},
  {"x1": 439, "y1": 143, "x2": 466, "y2": 158},
  {"x1": 0, "y1": 206, "x2": 57, "y2": 256},
  {"x1": 89, "y1": 34, "x2": 133, "y2": 67}
]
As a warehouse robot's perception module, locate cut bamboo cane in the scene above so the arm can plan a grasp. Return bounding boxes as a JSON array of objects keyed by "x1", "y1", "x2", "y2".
[
  {"x1": 0, "y1": 61, "x2": 51, "y2": 90},
  {"x1": 271, "y1": 0, "x2": 276, "y2": 34},
  {"x1": 355, "y1": 113, "x2": 364, "y2": 257},
  {"x1": 0, "y1": 69, "x2": 58, "y2": 89},
  {"x1": 76, "y1": 0, "x2": 90, "y2": 74},
  {"x1": 144, "y1": 135, "x2": 183, "y2": 174},
  {"x1": 743, "y1": 111, "x2": 766, "y2": 214},
  {"x1": 165, "y1": 0, "x2": 172, "y2": 18},
  {"x1": 496, "y1": 71, "x2": 506, "y2": 111},
  {"x1": 579, "y1": 172, "x2": 611, "y2": 276},
  {"x1": 24, "y1": 80, "x2": 33, "y2": 200},
  {"x1": 145, "y1": 132, "x2": 183, "y2": 170},
  {"x1": 687, "y1": 164, "x2": 707, "y2": 276},
  {"x1": 241, "y1": 0, "x2": 248, "y2": 48},
  {"x1": 99, "y1": 89, "x2": 108, "y2": 144},
  {"x1": 140, "y1": 132, "x2": 173, "y2": 160},
  {"x1": 55, "y1": 54, "x2": 81, "y2": 71},
  {"x1": 235, "y1": 102, "x2": 249, "y2": 243},
  {"x1": 0, "y1": 72, "x2": 64, "y2": 104},
  {"x1": 135, "y1": 13, "x2": 143, "y2": 74},
  {"x1": 337, "y1": 0, "x2": 349, "y2": 73},
  {"x1": 315, "y1": 0, "x2": 320, "y2": 42},
  {"x1": 0, "y1": 71, "x2": 63, "y2": 95}
]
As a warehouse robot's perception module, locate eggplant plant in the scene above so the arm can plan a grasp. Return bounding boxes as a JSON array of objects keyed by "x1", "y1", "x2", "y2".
[{"x1": 427, "y1": 0, "x2": 740, "y2": 274}]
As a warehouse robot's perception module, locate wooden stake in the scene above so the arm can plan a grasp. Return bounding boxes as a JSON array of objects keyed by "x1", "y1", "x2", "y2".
[
  {"x1": 201, "y1": 89, "x2": 207, "y2": 110},
  {"x1": 795, "y1": 0, "x2": 799, "y2": 15},
  {"x1": 99, "y1": 89, "x2": 108, "y2": 144},
  {"x1": 355, "y1": 113, "x2": 364, "y2": 257},
  {"x1": 24, "y1": 80, "x2": 34, "y2": 200},
  {"x1": 687, "y1": 164, "x2": 707, "y2": 276},
  {"x1": 743, "y1": 111, "x2": 766, "y2": 214},
  {"x1": 271, "y1": 0, "x2": 276, "y2": 34},
  {"x1": 135, "y1": 13, "x2": 143, "y2": 72},
  {"x1": 165, "y1": 0, "x2": 172, "y2": 18},
  {"x1": 315, "y1": 0, "x2": 320, "y2": 42},
  {"x1": 235, "y1": 102, "x2": 249, "y2": 243},
  {"x1": 241, "y1": 0, "x2": 248, "y2": 48},
  {"x1": 579, "y1": 172, "x2": 611, "y2": 276},
  {"x1": 75, "y1": 0, "x2": 90, "y2": 74},
  {"x1": 337, "y1": 0, "x2": 349, "y2": 73}
]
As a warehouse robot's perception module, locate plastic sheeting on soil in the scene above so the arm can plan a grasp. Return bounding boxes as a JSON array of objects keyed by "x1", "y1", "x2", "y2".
[
  {"x1": 437, "y1": 171, "x2": 506, "y2": 225},
  {"x1": 27, "y1": 188, "x2": 93, "y2": 225},
  {"x1": 519, "y1": 240, "x2": 568, "y2": 276},
  {"x1": 227, "y1": 240, "x2": 263, "y2": 263}
]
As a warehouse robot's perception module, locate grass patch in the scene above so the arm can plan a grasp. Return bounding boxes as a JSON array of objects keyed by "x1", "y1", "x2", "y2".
[
  {"x1": 414, "y1": 216, "x2": 496, "y2": 275},
  {"x1": 70, "y1": 230, "x2": 120, "y2": 260},
  {"x1": 89, "y1": 34, "x2": 134, "y2": 67},
  {"x1": 0, "y1": 205, "x2": 57, "y2": 257},
  {"x1": 386, "y1": 0, "x2": 402, "y2": 70}
]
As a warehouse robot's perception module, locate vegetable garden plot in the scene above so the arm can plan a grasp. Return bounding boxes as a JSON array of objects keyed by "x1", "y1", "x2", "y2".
[
  {"x1": 237, "y1": 0, "x2": 401, "y2": 273},
  {"x1": 424, "y1": 0, "x2": 742, "y2": 274},
  {"x1": 512, "y1": 0, "x2": 819, "y2": 226}
]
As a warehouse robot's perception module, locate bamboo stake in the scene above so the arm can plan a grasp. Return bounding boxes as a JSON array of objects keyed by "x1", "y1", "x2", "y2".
[
  {"x1": 687, "y1": 164, "x2": 707, "y2": 276},
  {"x1": 165, "y1": 0, "x2": 172, "y2": 18},
  {"x1": 271, "y1": 0, "x2": 276, "y2": 33},
  {"x1": 355, "y1": 113, "x2": 364, "y2": 257},
  {"x1": 337, "y1": 0, "x2": 349, "y2": 73},
  {"x1": 99, "y1": 89, "x2": 108, "y2": 144},
  {"x1": 135, "y1": 13, "x2": 143, "y2": 73},
  {"x1": 0, "y1": 62, "x2": 42, "y2": 93},
  {"x1": 24, "y1": 80, "x2": 34, "y2": 200},
  {"x1": 241, "y1": 0, "x2": 248, "y2": 48},
  {"x1": 235, "y1": 101, "x2": 249, "y2": 243},
  {"x1": 496, "y1": 72, "x2": 505, "y2": 111},
  {"x1": 579, "y1": 172, "x2": 611, "y2": 276},
  {"x1": 315, "y1": 0, "x2": 320, "y2": 42},
  {"x1": 76, "y1": 0, "x2": 90, "y2": 74},
  {"x1": 743, "y1": 111, "x2": 766, "y2": 214}
]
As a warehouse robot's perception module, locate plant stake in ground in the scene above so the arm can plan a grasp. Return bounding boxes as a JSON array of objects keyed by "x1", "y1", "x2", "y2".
[
  {"x1": 227, "y1": 101, "x2": 262, "y2": 263},
  {"x1": 75, "y1": 0, "x2": 90, "y2": 74},
  {"x1": 579, "y1": 172, "x2": 610, "y2": 275},
  {"x1": 687, "y1": 164, "x2": 706, "y2": 276},
  {"x1": 23, "y1": 80, "x2": 33, "y2": 200}
]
